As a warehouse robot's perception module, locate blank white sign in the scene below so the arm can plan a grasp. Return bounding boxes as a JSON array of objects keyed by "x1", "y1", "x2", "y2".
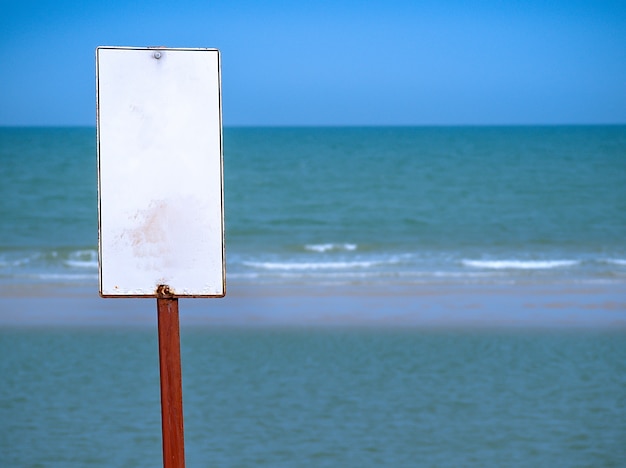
[{"x1": 96, "y1": 47, "x2": 225, "y2": 297}]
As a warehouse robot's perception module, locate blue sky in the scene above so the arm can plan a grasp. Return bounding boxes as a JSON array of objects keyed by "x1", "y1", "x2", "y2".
[{"x1": 1, "y1": 0, "x2": 625, "y2": 126}]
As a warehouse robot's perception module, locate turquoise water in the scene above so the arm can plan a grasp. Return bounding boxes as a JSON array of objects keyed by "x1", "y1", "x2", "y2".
[
  {"x1": 1, "y1": 126, "x2": 625, "y2": 286},
  {"x1": 1, "y1": 128, "x2": 625, "y2": 467},
  {"x1": 1, "y1": 328, "x2": 624, "y2": 466}
]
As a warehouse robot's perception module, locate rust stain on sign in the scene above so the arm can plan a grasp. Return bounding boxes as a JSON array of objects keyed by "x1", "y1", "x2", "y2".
[
  {"x1": 114, "y1": 196, "x2": 213, "y2": 273},
  {"x1": 128, "y1": 200, "x2": 169, "y2": 255}
]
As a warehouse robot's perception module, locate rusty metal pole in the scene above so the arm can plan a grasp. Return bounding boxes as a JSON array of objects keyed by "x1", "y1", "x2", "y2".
[{"x1": 157, "y1": 293, "x2": 186, "y2": 468}]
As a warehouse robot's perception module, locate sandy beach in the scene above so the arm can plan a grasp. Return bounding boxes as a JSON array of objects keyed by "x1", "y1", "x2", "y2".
[{"x1": 2, "y1": 282, "x2": 624, "y2": 329}]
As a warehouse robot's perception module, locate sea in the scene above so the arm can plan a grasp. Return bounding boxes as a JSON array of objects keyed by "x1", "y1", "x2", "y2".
[
  {"x1": 1, "y1": 125, "x2": 625, "y2": 288},
  {"x1": 1, "y1": 329, "x2": 625, "y2": 467},
  {"x1": 1, "y1": 126, "x2": 626, "y2": 467}
]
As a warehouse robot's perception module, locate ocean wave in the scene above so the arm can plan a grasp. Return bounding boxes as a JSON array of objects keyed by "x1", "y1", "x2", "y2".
[
  {"x1": 462, "y1": 259, "x2": 579, "y2": 270},
  {"x1": 18, "y1": 273, "x2": 99, "y2": 281},
  {"x1": 0, "y1": 249, "x2": 98, "y2": 269},
  {"x1": 243, "y1": 260, "x2": 381, "y2": 270},
  {"x1": 606, "y1": 259, "x2": 626, "y2": 266},
  {"x1": 64, "y1": 250, "x2": 98, "y2": 268},
  {"x1": 64, "y1": 260, "x2": 99, "y2": 268},
  {"x1": 304, "y1": 243, "x2": 358, "y2": 253},
  {"x1": 0, "y1": 256, "x2": 35, "y2": 267}
]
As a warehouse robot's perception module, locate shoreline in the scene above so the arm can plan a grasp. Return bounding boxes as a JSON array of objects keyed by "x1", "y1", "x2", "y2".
[
  {"x1": 2, "y1": 277, "x2": 625, "y2": 296},
  {"x1": 1, "y1": 281, "x2": 624, "y2": 329}
]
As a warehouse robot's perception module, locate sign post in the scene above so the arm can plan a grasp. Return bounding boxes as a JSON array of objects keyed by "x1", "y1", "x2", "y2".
[
  {"x1": 157, "y1": 292, "x2": 184, "y2": 467},
  {"x1": 96, "y1": 46, "x2": 225, "y2": 468}
]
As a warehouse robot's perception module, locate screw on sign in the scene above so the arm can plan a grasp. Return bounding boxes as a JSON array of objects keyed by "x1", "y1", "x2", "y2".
[{"x1": 96, "y1": 46, "x2": 225, "y2": 467}]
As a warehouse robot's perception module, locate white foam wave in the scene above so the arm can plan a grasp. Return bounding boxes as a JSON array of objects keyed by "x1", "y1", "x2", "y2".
[
  {"x1": 65, "y1": 250, "x2": 98, "y2": 268},
  {"x1": 243, "y1": 260, "x2": 379, "y2": 270},
  {"x1": 26, "y1": 273, "x2": 98, "y2": 280},
  {"x1": 305, "y1": 243, "x2": 358, "y2": 253},
  {"x1": 606, "y1": 259, "x2": 626, "y2": 266},
  {"x1": 64, "y1": 260, "x2": 99, "y2": 269},
  {"x1": 0, "y1": 256, "x2": 35, "y2": 267},
  {"x1": 462, "y1": 259, "x2": 579, "y2": 270}
]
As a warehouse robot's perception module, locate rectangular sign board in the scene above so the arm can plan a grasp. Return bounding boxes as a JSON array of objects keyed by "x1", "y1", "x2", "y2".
[{"x1": 96, "y1": 47, "x2": 225, "y2": 297}]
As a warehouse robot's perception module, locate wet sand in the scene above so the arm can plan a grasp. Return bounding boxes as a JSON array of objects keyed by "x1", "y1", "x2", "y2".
[{"x1": 1, "y1": 282, "x2": 624, "y2": 329}]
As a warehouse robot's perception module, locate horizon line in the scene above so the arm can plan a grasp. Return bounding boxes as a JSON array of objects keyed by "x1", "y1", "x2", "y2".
[{"x1": 1, "y1": 122, "x2": 625, "y2": 129}]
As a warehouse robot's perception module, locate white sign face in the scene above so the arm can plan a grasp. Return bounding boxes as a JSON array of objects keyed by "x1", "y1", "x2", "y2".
[{"x1": 96, "y1": 47, "x2": 225, "y2": 297}]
